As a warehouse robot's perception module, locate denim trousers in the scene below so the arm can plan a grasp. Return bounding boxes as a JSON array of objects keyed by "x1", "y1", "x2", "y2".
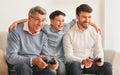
[
  {"x1": 8, "y1": 62, "x2": 56, "y2": 75},
  {"x1": 57, "y1": 61, "x2": 66, "y2": 75},
  {"x1": 66, "y1": 61, "x2": 113, "y2": 75}
]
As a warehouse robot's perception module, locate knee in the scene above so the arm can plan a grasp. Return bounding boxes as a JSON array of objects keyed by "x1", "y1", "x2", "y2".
[
  {"x1": 15, "y1": 63, "x2": 29, "y2": 69},
  {"x1": 15, "y1": 62, "x2": 32, "y2": 72},
  {"x1": 57, "y1": 62, "x2": 66, "y2": 75},
  {"x1": 104, "y1": 62, "x2": 112, "y2": 71},
  {"x1": 67, "y1": 61, "x2": 81, "y2": 70},
  {"x1": 71, "y1": 61, "x2": 80, "y2": 67},
  {"x1": 57, "y1": 67, "x2": 66, "y2": 75},
  {"x1": 14, "y1": 62, "x2": 32, "y2": 75},
  {"x1": 104, "y1": 62, "x2": 112, "y2": 68},
  {"x1": 48, "y1": 68, "x2": 57, "y2": 75}
]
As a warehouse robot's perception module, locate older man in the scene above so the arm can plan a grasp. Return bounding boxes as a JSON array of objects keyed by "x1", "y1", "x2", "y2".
[{"x1": 6, "y1": 6, "x2": 58, "y2": 75}]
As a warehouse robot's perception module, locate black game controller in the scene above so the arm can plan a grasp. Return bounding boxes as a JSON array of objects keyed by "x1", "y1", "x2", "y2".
[
  {"x1": 48, "y1": 57, "x2": 57, "y2": 64},
  {"x1": 43, "y1": 56, "x2": 57, "y2": 64},
  {"x1": 94, "y1": 58, "x2": 101, "y2": 62}
]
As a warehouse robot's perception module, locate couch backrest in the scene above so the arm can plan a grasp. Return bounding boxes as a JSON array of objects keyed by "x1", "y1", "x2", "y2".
[{"x1": 0, "y1": 32, "x2": 8, "y2": 52}]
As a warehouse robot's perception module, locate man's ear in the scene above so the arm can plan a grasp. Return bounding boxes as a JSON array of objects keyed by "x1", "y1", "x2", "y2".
[
  {"x1": 76, "y1": 15, "x2": 79, "y2": 21},
  {"x1": 28, "y1": 16, "x2": 31, "y2": 21},
  {"x1": 50, "y1": 19, "x2": 54, "y2": 25}
]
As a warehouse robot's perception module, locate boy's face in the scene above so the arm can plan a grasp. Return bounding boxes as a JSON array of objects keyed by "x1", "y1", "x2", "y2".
[{"x1": 50, "y1": 15, "x2": 65, "y2": 31}]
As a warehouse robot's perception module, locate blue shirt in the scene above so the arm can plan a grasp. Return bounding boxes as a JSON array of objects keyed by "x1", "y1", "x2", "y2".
[
  {"x1": 43, "y1": 19, "x2": 76, "y2": 61},
  {"x1": 6, "y1": 23, "x2": 49, "y2": 66}
]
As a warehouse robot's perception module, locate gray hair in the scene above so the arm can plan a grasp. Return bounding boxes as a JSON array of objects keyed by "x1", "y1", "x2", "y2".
[{"x1": 28, "y1": 6, "x2": 47, "y2": 16}]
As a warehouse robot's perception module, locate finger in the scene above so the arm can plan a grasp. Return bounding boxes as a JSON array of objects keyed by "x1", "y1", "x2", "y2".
[
  {"x1": 8, "y1": 25, "x2": 12, "y2": 32},
  {"x1": 88, "y1": 57, "x2": 93, "y2": 59},
  {"x1": 40, "y1": 55, "x2": 48, "y2": 58},
  {"x1": 14, "y1": 23, "x2": 18, "y2": 30},
  {"x1": 86, "y1": 58, "x2": 93, "y2": 62}
]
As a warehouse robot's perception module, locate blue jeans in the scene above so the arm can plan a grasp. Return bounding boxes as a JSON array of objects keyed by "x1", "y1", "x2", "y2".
[
  {"x1": 8, "y1": 62, "x2": 56, "y2": 75},
  {"x1": 66, "y1": 61, "x2": 112, "y2": 75},
  {"x1": 57, "y1": 61, "x2": 66, "y2": 75}
]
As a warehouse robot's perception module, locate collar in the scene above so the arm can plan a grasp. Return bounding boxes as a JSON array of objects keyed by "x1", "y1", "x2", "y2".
[
  {"x1": 23, "y1": 22, "x2": 40, "y2": 35},
  {"x1": 75, "y1": 23, "x2": 90, "y2": 32}
]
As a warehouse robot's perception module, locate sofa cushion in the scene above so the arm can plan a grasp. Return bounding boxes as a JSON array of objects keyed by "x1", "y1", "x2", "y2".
[
  {"x1": 0, "y1": 49, "x2": 8, "y2": 75},
  {"x1": 0, "y1": 32, "x2": 8, "y2": 53}
]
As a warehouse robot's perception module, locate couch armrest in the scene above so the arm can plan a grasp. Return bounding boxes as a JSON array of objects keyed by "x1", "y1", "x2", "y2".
[
  {"x1": 112, "y1": 50, "x2": 120, "y2": 75},
  {"x1": 0, "y1": 49, "x2": 8, "y2": 75},
  {"x1": 104, "y1": 49, "x2": 120, "y2": 75},
  {"x1": 104, "y1": 49, "x2": 116, "y2": 63}
]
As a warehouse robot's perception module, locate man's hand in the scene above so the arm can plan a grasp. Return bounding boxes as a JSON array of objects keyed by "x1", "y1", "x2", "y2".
[
  {"x1": 49, "y1": 61, "x2": 59, "y2": 70},
  {"x1": 95, "y1": 58, "x2": 104, "y2": 66},
  {"x1": 82, "y1": 57, "x2": 93, "y2": 68},
  {"x1": 32, "y1": 55, "x2": 48, "y2": 69}
]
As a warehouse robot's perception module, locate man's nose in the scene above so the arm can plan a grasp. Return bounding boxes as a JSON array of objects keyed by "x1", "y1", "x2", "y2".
[
  {"x1": 86, "y1": 18, "x2": 90, "y2": 23},
  {"x1": 37, "y1": 22, "x2": 43, "y2": 26}
]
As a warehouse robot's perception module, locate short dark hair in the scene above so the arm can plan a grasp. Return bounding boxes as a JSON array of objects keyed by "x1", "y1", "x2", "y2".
[
  {"x1": 49, "y1": 10, "x2": 66, "y2": 19},
  {"x1": 28, "y1": 6, "x2": 46, "y2": 17},
  {"x1": 76, "y1": 4, "x2": 92, "y2": 16}
]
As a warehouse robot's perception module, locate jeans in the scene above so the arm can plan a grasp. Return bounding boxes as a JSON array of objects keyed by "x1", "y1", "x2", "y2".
[
  {"x1": 8, "y1": 62, "x2": 56, "y2": 75},
  {"x1": 57, "y1": 61, "x2": 66, "y2": 75},
  {"x1": 66, "y1": 61, "x2": 113, "y2": 75}
]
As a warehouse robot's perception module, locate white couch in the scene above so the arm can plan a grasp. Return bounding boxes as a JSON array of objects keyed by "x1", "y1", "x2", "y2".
[{"x1": 0, "y1": 31, "x2": 120, "y2": 75}]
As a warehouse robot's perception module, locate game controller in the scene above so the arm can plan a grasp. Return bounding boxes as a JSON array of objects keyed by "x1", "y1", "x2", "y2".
[
  {"x1": 43, "y1": 56, "x2": 57, "y2": 64},
  {"x1": 94, "y1": 58, "x2": 101, "y2": 62},
  {"x1": 48, "y1": 56, "x2": 57, "y2": 64}
]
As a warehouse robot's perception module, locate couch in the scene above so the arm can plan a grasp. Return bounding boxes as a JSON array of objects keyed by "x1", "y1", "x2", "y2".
[{"x1": 0, "y1": 31, "x2": 120, "y2": 75}]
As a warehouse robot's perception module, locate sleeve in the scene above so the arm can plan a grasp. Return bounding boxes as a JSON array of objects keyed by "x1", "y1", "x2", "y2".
[
  {"x1": 41, "y1": 35, "x2": 50, "y2": 61},
  {"x1": 63, "y1": 32, "x2": 83, "y2": 63},
  {"x1": 64, "y1": 19, "x2": 77, "y2": 31},
  {"x1": 42, "y1": 24, "x2": 49, "y2": 33},
  {"x1": 6, "y1": 29, "x2": 31, "y2": 66},
  {"x1": 93, "y1": 33, "x2": 104, "y2": 59}
]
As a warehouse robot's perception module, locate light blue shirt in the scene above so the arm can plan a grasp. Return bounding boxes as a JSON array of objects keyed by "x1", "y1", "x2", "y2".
[{"x1": 43, "y1": 19, "x2": 76, "y2": 61}]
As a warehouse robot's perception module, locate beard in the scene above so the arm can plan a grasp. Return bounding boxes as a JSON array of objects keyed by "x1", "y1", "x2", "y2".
[
  {"x1": 78, "y1": 21, "x2": 89, "y2": 29},
  {"x1": 81, "y1": 23, "x2": 88, "y2": 29}
]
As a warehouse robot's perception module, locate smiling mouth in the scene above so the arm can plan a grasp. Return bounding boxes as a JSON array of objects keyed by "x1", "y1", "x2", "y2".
[{"x1": 58, "y1": 25, "x2": 64, "y2": 28}]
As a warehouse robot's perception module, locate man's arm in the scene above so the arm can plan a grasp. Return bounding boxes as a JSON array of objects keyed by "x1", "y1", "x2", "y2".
[
  {"x1": 93, "y1": 33, "x2": 104, "y2": 66},
  {"x1": 6, "y1": 29, "x2": 31, "y2": 66},
  {"x1": 8, "y1": 18, "x2": 27, "y2": 32}
]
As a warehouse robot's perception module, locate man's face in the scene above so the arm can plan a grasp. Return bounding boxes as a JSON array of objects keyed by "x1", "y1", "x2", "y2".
[
  {"x1": 76, "y1": 11, "x2": 92, "y2": 29},
  {"x1": 50, "y1": 15, "x2": 65, "y2": 31},
  {"x1": 28, "y1": 12, "x2": 46, "y2": 33}
]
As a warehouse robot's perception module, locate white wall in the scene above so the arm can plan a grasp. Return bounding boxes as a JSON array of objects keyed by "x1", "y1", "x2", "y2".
[
  {"x1": 0, "y1": 0, "x2": 103, "y2": 32},
  {"x1": 105, "y1": 0, "x2": 120, "y2": 51}
]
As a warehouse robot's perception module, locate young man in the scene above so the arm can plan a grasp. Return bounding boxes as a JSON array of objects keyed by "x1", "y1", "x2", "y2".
[
  {"x1": 8, "y1": 10, "x2": 101, "y2": 75},
  {"x1": 63, "y1": 4, "x2": 113, "y2": 75},
  {"x1": 6, "y1": 6, "x2": 58, "y2": 75}
]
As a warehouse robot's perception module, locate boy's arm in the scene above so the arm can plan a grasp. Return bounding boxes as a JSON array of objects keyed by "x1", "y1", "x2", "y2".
[
  {"x1": 8, "y1": 18, "x2": 27, "y2": 32},
  {"x1": 66, "y1": 19, "x2": 102, "y2": 35}
]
